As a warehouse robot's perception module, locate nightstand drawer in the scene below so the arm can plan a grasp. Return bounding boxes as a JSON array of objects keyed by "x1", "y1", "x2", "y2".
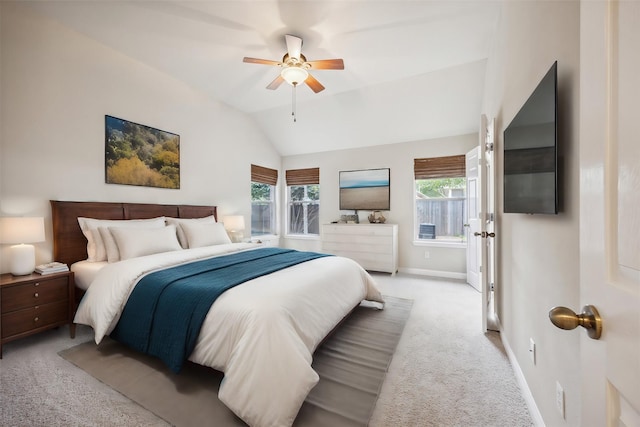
[
  {"x1": 1, "y1": 300, "x2": 68, "y2": 337},
  {"x1": 1, "y1": 277, "x2": 68, "y2": 312}
]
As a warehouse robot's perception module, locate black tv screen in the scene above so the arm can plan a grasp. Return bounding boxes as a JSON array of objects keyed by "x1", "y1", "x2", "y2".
[
  {"x1": 339, "y1": 168, "x2": 390, "y2": 211},
  {"x1": 503, "y1": 61, "x2": 558, "y2": 214}
]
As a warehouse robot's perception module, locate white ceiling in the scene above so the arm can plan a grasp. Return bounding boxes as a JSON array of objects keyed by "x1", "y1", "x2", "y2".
[{"x1": 23, "y1": 1, "x2": 501, "y2": 156}]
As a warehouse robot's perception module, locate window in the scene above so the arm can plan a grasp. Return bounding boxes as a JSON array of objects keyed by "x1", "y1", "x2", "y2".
[
  {"x1": 414, "y1": 155, "x2": 466, "y2": 243},
  {"x1": 286, "y1": 168, "x2": 320, "y2": 236},
  {"x1": 251, "y1": 164, "x2": 277, "y2": 236}
]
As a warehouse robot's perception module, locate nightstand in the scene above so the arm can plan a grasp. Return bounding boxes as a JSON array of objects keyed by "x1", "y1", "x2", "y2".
[{"x1": 0, "y1": 271, "x2": 75, "y2": 358}]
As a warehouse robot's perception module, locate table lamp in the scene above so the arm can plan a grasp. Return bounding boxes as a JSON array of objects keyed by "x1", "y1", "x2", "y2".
[
  {"x1": 222, "y1": 216, "x2": 245, "y2": 243},
  {"x1": 0, "y1": 217, "x2": 46, "y2": 275}
]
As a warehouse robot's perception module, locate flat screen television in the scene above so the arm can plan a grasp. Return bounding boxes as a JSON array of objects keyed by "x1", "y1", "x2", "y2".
[
  {"x1": 503, "y1": 61, "x2": 558, "y2": 214},
  {"x1": 339, "y1": 168, "x2": 390, "y2": 211}
]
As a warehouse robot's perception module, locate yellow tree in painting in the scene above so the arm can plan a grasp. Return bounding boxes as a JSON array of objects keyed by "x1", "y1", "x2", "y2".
[{"x1": 105, "y1": 116, "x2": 180, "y2": 189}]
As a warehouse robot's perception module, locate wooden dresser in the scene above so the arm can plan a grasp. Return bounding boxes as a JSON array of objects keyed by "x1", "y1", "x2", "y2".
[
  {"x1": 321, "y1": 223, "x2": 398, "y2": 275},
  {"x1": 0, "y1": 271, "x2": 75, "y2": 357}
]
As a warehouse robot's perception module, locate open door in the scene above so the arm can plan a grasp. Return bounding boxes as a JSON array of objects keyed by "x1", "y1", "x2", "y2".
[
  {"x1": 468, "y1": 115, "x2": 497, "y2": 332},
  {"x1": 465, "y1": 146, "x2": 481, "y2": 292},
  {"x1": 483, "y1": 117, "x2": 498, "y2": 332},
  {"x1": 567, "y1": 1, "x2": 639, "y2": 423}
]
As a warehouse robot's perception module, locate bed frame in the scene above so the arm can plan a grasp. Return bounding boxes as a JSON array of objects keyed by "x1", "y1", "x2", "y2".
[{"x1": 50, "y1": 200, "x2": 217, "y2": 300}]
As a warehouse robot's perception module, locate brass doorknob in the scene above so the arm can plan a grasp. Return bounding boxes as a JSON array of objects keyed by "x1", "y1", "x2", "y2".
[{"x1": 549, "y1": 305, "x2": 602, "y2": 340}]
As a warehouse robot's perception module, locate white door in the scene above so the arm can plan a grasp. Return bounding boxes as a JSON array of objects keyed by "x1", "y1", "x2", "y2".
[
  {"x1": 466, "y1": 146, "x2": 481, "y2": 292},
  {"x1": 483, "y1": 117, "x2": 498, "y2": 332},
  {"x1": 578, "y1": 1, "x2": 640, "y2": 425}
]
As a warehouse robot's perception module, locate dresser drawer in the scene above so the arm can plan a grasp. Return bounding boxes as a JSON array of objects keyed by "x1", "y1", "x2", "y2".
[
  {"x1": 323, "y1": 224, "x2": 394, "y2": 236},
  {"x1": 1, "y1": 277, "x2": 68, "y2": 312},
  {"x1": 1, "y1": 300, "x2": 68, "y2": 337},
  {"x1": 321, "y1": 223, "x2": 398, "y2": 274},
  {"x1": 322, "y1": 240, "x2": 393, "y2": 254}
]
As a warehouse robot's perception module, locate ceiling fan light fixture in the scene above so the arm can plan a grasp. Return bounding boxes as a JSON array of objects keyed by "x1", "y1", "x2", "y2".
[{"x1": 281, "y1": 66, "x2": 308, "y2": 86}]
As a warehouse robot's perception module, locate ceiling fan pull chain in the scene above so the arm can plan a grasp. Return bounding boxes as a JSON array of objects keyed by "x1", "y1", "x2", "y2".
[{"x1": 292, "y1": 84, "x2": 297, "y2": 122}]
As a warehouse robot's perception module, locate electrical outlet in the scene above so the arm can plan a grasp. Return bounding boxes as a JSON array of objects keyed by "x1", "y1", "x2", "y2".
[
  {"x1": 529, "y1": 338, "x2": 536, "y2": 364},
  {"x1": 556, "y1": 381, "x2": 565, "y2": 419},
  {"x1": 424, "y1": 251, "x2": 430, "y2": 259}
]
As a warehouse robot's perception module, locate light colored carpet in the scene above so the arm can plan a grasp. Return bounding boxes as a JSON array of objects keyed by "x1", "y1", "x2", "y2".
[
  {"x1": 57, "y1": 297, "x2": 412, "y2": 427},
  {"x1": 0, "y1": 273, "x2": 533, "y2": 426}
]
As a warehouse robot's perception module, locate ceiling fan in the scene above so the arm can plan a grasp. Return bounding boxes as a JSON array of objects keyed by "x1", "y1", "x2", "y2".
[{"x1": 243, "y1": 34, "x2": 344, "y2": 94}]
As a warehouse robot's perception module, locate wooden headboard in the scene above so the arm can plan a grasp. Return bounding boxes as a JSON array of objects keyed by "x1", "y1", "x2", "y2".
[{"x1": 50, "y1": 200, "x2": 217, "y2": 267}]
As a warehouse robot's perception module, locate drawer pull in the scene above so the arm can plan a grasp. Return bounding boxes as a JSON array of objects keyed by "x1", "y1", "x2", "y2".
[
  {"x1": 35, "y1": 282, "x2": 40, "y2": 287},
  {"x1": 34, "y1": 292, "x2": 39, "y2": 298},
  {"x1": 34, "y1": 317, "x2": 39, "y2": 322}
]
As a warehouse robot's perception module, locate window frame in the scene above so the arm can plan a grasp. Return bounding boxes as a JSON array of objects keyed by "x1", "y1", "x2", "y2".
[
  {"x1": 413, "y1": 155, "x2": 467, "y2": 248},
  {"x1": 285, "y1": 167, "x2": 320, "y2": 239},
  {"x1": 251, "y1": 164, "x2": 278, "y2": 237}
]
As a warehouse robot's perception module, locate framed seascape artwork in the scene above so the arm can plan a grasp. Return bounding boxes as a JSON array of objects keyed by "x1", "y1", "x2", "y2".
[
  {"x1": 105, "y1": 115, "x2": 180, "y2": 189},
  {"x1": 339, "y1": 168, "x2": 390, "y2": 211}
]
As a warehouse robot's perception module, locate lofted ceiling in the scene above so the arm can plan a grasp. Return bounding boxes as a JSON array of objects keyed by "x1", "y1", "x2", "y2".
[{"x1": 22, "y1": 1, "x2": 501, "y2": 156}]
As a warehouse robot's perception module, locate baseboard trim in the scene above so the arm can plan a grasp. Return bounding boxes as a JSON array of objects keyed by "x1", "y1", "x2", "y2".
[
  {"x1": 398, "y1": 267, "x2": 466, "y2": 281},
  {"x1": 499, "y1": 331, "x2": 545, "y2": 426}
]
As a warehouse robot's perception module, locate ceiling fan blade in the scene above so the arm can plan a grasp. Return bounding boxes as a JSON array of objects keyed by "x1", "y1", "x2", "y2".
[
  {"x1": 285, "y1": 34, "x2": 303, "y2": 61},
  {"x1": 306, "y1": 59, "x2": 345, "y2": 70},
  {"x1": 243, "y1": 57, "x2": 281, "y2": 66},
  {"x1": 305, "y1": 74, "x2": 325, "y2": 93},
  {"x1": 266, "y1": 75, "x2": 285, "y2": 90}
]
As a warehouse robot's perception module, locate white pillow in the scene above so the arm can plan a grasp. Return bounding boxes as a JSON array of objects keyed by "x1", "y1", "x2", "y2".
[
  {"x1": 78, "y1": 217, "x2": 166, "y2": 262},
  {"x1": 166, "y1": 215, "x2": 216, "y2": 248},
  {"x1": 180, "y1": 221, "x2": 231, "y2": 248},
  {"x1": 108, "y1": 224, "x2": 182, "y2": 261}
]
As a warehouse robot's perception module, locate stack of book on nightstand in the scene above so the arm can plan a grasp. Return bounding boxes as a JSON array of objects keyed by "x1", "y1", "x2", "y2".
[{"x1": 35, "y1": 262, "x2": 69, "y2": 275}]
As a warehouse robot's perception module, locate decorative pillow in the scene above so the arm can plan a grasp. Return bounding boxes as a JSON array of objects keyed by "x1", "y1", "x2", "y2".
[
  {"x1": 77, "y1": 217, "x2": 166, "y2": 262},
  {"x1": 165, "y1": 215, "x2": 217, "y2": 248},
  {"x1": 180, "y1": 221, "x2": 232, "y2": 249},
  {"x1": 108, "y1": 224, "x2": 182, "y2": 261}
]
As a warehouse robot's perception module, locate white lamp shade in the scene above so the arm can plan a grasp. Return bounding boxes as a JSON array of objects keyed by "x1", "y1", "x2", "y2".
[
  {"x1": 222, "y1": 216, "x2": 245, "y2": 243},
  {"x1": 222, "y1": 216, "x2": 245, "y2": 232},
  {"x1": 0, "y1": 217, "x2": 45, "y2": 244},
  {"x1": 0, "y1": 217, "x2": 45, "y2": 275}
]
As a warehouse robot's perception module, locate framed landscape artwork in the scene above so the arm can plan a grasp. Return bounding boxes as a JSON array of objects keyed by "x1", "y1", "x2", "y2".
[
  {"x1": 339, "y1": 168, "x2": 391, "y2": 211},
  {"x1": 105, "y1": 115, "x2": 180, "y2": 189}
]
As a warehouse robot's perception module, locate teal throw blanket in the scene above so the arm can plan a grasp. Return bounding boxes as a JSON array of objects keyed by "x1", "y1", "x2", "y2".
[{"x1": 110, "y1": 247, "x2": 330, "y2": 372}]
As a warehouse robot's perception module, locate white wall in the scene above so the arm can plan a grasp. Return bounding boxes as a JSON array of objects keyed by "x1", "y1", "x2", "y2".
[
  {"x1": 281, "y1": 134, "x2": 477, "y2": 276},
  {"x1": 0, "y1": 2, "x2": 280, "y2": 273},
  {"x1": 483, "y1": 1, "x2": 581, "y2": 425}
]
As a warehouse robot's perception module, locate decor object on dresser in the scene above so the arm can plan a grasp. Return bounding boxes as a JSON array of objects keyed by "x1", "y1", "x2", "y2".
[
  {"x1": 368, "y1": 211, "x2": 386, "y2": 223},
  {"x1": 222, "y1": 215, "x2": 245, "y2": 243},
  {"x1": 105, "y1": 115, "x2": 180, "y2": 189},
  {"x1": 0, "y1": 270, "x2": 75, "y2": 357},
  {"x1": 321, "y1": 223, "x2": 398, "y2": 275},
  {"x1": 0, "y1": 217, "x2": 45, "y2": 276},
  {"x1": 339, "y1": 168, "x2": 391, "y2": 211}
]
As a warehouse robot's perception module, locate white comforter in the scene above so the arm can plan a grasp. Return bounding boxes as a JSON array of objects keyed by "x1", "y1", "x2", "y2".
[{"x1": 74, "y1": 243, "x2": 384, "y2": 427}]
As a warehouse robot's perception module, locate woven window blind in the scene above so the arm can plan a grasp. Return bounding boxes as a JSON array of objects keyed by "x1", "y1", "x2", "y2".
[
  {"x1": 285, "y1": 167, "x2": 319, "y2": 186},
  {"x1": 414, "y1": 155, "x2": 465, "y2": 179},
  {"x1": 251, "y1": 164, "x2": 278, "y2": 186}
]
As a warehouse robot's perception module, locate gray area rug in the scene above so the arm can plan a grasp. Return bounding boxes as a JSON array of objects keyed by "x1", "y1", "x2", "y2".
[{"x1": 59, "y1": 296, "x2": 413, "y2": 427}]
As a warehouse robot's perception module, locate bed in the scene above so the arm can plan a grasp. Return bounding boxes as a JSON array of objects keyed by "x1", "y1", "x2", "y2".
[{"x1": 50, "y1": 200, "x2": 384, "y2": 427}]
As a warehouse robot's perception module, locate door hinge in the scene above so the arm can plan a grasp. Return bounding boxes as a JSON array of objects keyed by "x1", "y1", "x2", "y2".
[{"x1": 485, "y1": 142, "x2": 494, "y2": 152}]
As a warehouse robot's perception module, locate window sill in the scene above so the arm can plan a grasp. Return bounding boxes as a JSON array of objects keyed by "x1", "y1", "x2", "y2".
[
  {"x1": 284, "y1": 234, "x2": 320, "y2": 241},
  {"x1": 412, "y1": 240, "x2": 466, "y2": 249},
  {"x1": 249, "y1": 234, "x2": 279, "y2": 242}
]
